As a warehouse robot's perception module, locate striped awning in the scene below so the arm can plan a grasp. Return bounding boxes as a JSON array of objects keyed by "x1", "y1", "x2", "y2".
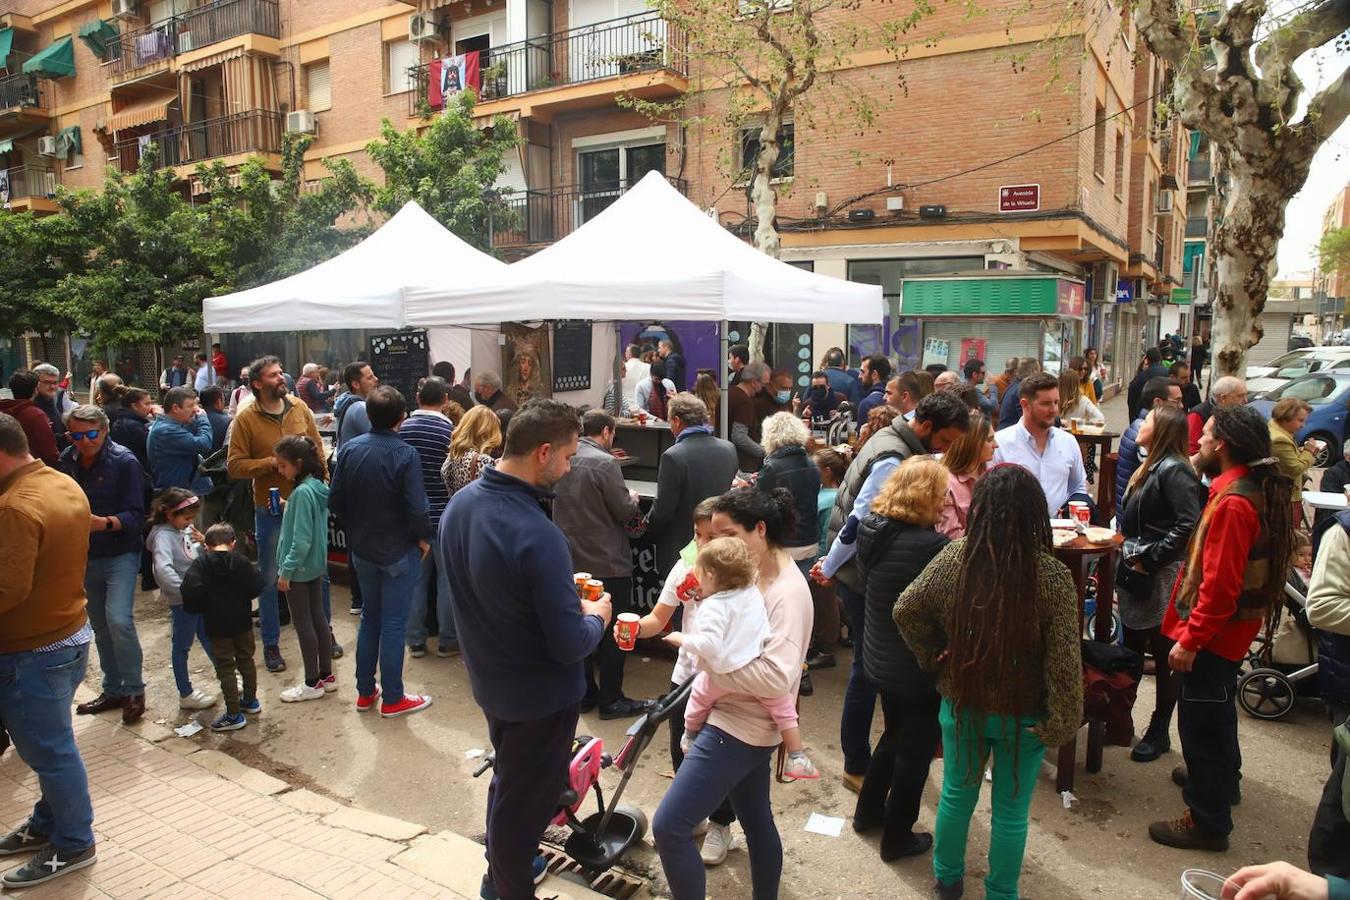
[
  {"x1": 108, "y1": 94, "x2": 172, "y2": 132},
  {"x1": 178, "y1": 45, "x2": 243, "y2": 73}
]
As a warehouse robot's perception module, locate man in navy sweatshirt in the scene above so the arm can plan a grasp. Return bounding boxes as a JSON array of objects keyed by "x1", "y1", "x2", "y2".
[{"x1": 441, "y1": 399, "x2": 612, "y2": 900}]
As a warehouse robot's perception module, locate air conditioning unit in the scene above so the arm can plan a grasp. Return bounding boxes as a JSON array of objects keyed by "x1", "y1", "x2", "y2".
[
  {"x1": 37, "y1": 136, "x2": 58, "y2": 156},
  {"x1": 1089, "y1": 261, "x2": 1120, "y2": 303},
  {"x1": 408, "y1": 13, "x2": 440, "y2": 44},
  {"x1": 285, "y1": 109, "x2": 316, "y2": 134},
  {"x1": 111, "y1": 0, "x2": 139, "y2": 21}
]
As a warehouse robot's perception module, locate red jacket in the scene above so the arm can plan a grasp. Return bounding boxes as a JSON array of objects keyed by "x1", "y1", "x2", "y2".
[
  {"x1": 1162, "y1": 466, "x2": 1263, "y2": 660},
  {"x1": 212, "y1": 349, "x2": 228, "y2": 378},
  {"x1": 0, "y1": 398, "x2": 59, "y2": 466}
]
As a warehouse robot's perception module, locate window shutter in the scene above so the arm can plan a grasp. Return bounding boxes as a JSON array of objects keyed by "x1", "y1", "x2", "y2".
[
  {"x1": 387, "y1": 40, "x2": 418, "y2": 94},
  {"x1": 307, "y1": 60, "x2": 331, "y2": 112}
]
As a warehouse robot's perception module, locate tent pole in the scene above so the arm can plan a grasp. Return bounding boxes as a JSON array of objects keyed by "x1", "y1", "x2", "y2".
[
  {"x1": 614, "y1": 323, "x2": 623, "y2": 416},
  {"x1": 719, "y1": 319, "x2": 730, "y2": 439}
]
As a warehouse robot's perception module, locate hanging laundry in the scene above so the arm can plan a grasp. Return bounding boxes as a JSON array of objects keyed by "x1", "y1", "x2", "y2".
[{"x1": 137, "y1": 133, "x2": 152, "y2": 161}]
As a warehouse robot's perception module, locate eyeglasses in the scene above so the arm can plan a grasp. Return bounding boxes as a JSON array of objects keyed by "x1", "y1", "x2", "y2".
[{"x1": 69, "y1": 429, "x2": 101, "y2": 441}]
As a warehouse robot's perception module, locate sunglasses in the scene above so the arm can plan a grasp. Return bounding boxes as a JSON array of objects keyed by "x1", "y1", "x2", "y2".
[{"x1": 69, "y1": 429, "x2": 101, "y2": 441}]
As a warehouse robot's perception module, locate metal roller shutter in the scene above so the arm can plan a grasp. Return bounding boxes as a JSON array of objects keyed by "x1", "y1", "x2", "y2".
[
  {"x1": 1249, "y1": 314, "x2": 1292, "y2": 365},
  {"x1": 918, "y1": 319, "x2": 1042, "y2": 371}
]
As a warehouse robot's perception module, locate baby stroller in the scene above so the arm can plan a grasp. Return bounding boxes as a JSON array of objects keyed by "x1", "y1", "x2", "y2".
[
  {"x1": 1237, "y1": 581, "x2": 1320, "y2": 721},
  {"x1": 472, "y1": 677, "x2": 695, "y2": 873}
]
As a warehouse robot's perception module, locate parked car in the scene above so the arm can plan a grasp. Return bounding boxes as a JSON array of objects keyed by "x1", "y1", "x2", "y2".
[
  {"x1": 1248, "y1": 371, "x2": 1350, "y2": 468},
  {"x1": 1288, "y1": 334, "x2": 1315, "y2": 351},
  {"x1": 1246, "y1": 346, "x2": 1350, "y2": 396}
]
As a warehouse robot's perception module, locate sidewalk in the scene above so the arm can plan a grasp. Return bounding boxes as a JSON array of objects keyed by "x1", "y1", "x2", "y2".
[{"x1": 0, "y1": 686, "x2": 611, "y2": 899}]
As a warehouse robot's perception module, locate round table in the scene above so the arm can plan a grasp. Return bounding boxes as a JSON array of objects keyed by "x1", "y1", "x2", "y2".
[{"x1": 1051, "y1": 531, "x2": 1124, "y2": 792}]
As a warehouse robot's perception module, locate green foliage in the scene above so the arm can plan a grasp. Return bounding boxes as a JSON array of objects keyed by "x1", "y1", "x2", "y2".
[
  {"x1": 0, "y1": 211, "x2": 87, "y2": 335},
  {"x1": 1321, "y1": 226, "x2": 1350, "y2": 276},
  {"x1": 366, "y1": 89, "x2": 520, "y2": 251}
]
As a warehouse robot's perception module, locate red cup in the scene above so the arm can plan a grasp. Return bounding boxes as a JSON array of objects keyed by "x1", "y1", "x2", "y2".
[
  {"x1": 615, "y1": 613, "x2": 641, "y2": 651},
  {"x1": 584, "y1": 579, "x2": 604, "y2": 601},
  {"x1": 1068, "y1": 501, "x2": 1090, "y2": 526}
]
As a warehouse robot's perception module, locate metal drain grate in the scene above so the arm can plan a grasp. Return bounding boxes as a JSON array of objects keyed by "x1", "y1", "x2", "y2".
[{"x1": 538, "y1": 844, "x2": 646, "y2": 899}]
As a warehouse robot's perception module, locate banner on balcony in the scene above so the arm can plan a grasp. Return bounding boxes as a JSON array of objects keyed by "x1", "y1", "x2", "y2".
[{"x1": 428, "y1": 51, "x2": 481, "y2": 110}]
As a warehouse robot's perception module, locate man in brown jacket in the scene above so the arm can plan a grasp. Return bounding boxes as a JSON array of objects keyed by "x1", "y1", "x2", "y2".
[
  {"x1": 226, "y1": 355, "x2": 327, "y2": 674},
  {"x1": 0, "y1": 412, "x2": 98, "y2": 889}
]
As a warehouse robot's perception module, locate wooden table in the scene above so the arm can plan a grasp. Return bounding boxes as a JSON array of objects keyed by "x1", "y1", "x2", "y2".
[
  {"x1": 1070, "y1": 429, "x2": 1120, "y2": 522},
  {"x1": 1052, "y1": 531, "x2": 1124, "y2": 792}
]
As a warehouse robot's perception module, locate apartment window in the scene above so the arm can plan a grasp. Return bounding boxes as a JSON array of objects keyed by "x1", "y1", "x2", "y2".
[
  {"x1": 577, "y1": 141, "x2": 666, "y2": 222},
  {"x1": 306, "y1": 60, "x2": 331, "y2": 112},
  {"x1": 386, "y1": 40, "x2": 419, "y2": 95},
  {"x1": 1092, "y1": 102, "x2": 1106, "y2": 179},
  {"x1": 740, "y1": 123, "x2": 795, "y2": 180},
  {"x1": 1113, "y1": 128, "x2": 1125, "y2": 197}
]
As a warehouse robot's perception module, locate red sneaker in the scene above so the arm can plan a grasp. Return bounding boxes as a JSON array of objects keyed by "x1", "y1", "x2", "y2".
[
  {"x1": 355, "y1": 686, "x2": 380, "y2": 712},
  {"x1": 380, "y1": 693, "x2": 433, "y2": 718}
]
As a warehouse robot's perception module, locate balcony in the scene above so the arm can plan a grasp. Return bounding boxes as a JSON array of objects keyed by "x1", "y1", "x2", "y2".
[
  {"x1": 1185, "y1": 216, "x2": 1208, "y2": 238},
  {"x1": 0, "y1": 71, "x2": 49, "y2": 135},
  {"x1": 110, "y1": 110, "x2": 282, "y2": 174},
  {"x1": 2, "y1": 164, "x2": 58, "y2": 213},
  {"x1": 410, "y1": 11, "x2": 687, "y2": 118},
  {"x1": 103, "y1": 0, "x2": 280, "y2": 83},
  {"x1": 1187, "y1": 156, "x2": 1212, "y2": 185},
  {"x1": 490, "y1": 175, "x2": 687, "y2": 248}
]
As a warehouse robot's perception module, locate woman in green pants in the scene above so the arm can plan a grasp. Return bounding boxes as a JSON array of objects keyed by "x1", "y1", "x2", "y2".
[{"x1": 895, "y1": 464, "x2": 1083, "y2": 900}]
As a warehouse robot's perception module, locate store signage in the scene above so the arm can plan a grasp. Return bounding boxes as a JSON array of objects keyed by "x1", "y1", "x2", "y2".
[
  {"x1": 1115, "y1": 280, "x2": 1133, "y2": 303},
  {"x1": 998, "y1": 184, "x2": 1040, "y2": 212},
  {"x1": 1170, "y1": 288, "x2": 1192, "y2": 306},
  {"x1": 921, "y1": 338, "x2": 950, "y2": 368},
  {"x1": 959, "y1": 338, "x2": 987, "y2": 367},
  {"x1": 1057, "y1": 280, "x2": 1085, "y2": 317}
]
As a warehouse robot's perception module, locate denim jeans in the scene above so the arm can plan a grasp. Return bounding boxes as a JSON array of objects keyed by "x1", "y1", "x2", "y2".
[
  {"x1": 406, "y1": 536, "x2": 455, "y2": 650},
  {"x1": 0, "y1": 644, "x2": 95, "y2": 852},
  {"x1": 352, "y1": 548, "x2": 419, "y2": 703},
  {"x1": 653, "y1": 726, "x2": 781, "y2": 900},
  {"x1": 169, "y1": 605, "x2": 214, "y2": 697},
  {"x1": 254, "y1": 506, "x2": 283, "y2": 648},
  {"x1": 838, "y1": 582, "x2": 876, "y2": 775},
  {"x1": 84, "y1": 551, "x2": 144, "y2": 697}
]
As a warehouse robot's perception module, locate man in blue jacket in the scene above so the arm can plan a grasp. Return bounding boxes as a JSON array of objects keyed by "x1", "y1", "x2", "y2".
[
  {"x1": 1115, "y1": 376, "x2": 1183, "y2": 514},
  {"x1": 442, "y1": 399, "x2": 612, "y2": 900},
  {"x1": 146, "y1": 386, "x2": 214, "y2": 497}
]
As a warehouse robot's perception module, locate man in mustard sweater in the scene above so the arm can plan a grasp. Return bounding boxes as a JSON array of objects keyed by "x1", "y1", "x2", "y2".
[{"x1": 0, "y1": 413, "x2": 98, "y2": 889}]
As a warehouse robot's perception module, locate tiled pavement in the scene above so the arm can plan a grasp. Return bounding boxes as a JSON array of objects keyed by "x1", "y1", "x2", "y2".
[{"x1": 0, "y1": 692, "x2": 610, "y2": 899}]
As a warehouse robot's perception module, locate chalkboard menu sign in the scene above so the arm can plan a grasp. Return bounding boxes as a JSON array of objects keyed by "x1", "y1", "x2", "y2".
[
  {"x1": 368, "y1": 330, "x2": 430, "y2": 407},
  {"x1": 552, "y1": 320, "x2": 592, "y2": 393}
]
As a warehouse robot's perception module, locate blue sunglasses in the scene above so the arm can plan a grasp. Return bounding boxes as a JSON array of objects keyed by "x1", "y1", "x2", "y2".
[{"x1": 69, "y1": 429, "x2": 101, "y2": 441}]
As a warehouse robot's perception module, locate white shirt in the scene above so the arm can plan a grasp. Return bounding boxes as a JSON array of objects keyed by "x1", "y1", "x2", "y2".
[
  {"x1": 194, "y1": 366, "x2": 211, "y2": 391},
  {"x1": 1062, "y1": 396, "x2": 1105, "y2": 426},
  {"x1": 634, "y1": 377, "x2": 677, "y2": 414},
  {"x1": 657, "y1": 560, "x2": 702, "y2": 684},
  {"x1": 622, "y1": 359, "x2": 650, "y2": 409},
  {"x1": 680, "y1": 584, "x2": 770, "y2": 674},
  {"x1": 992, "y1": 419, "x2": 1088, "y2": 515}
]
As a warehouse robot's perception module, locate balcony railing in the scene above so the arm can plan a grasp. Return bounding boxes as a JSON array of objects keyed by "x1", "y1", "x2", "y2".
[
  {"x1": 490, "y1": 175, "x2": 687, "y2": 247},
  {"x1": 410, "y1": 11, "x2": 687, "y2": 116},
  {"x1": 1, "y1": 165, "x2": 57, "y2": 202},
  {"x1": 0, "y1": 72, "x2": 46, "y2": 112},
  {"x1": 1187, "y1": 156, "x2": 1212, "y2": 184},
  {"x1": 103, "y1": 0, "x2": 280, "y2": 79},
  {"x1": 109, "y1": 109, "x2": 283, "y2": 173},
  {"x1": 1185, "y1": 216, "x2": 1208, "y2": 238}
]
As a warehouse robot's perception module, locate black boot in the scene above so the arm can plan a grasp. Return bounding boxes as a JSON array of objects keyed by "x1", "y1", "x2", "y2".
[{"x1": 1131, "y1": 715, "x2": 1171, "y2": 762}]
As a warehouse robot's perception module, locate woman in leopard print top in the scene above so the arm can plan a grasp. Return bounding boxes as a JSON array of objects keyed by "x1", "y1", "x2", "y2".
[{"x1": 441, "y1": 406, "x2": 501, "y2": 497}]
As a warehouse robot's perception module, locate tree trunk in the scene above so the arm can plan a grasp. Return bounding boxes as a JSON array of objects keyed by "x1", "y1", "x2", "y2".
[
  {"x1": 747, "y1": 115, "x2": 783, "y2": 364},
  {"x1": 1208, "y1": 166, "x2": 1291, "y2": 377}
]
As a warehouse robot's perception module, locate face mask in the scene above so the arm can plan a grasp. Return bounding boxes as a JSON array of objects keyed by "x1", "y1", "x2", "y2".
[
  {"x1": 775, "y1": 390, "x2": 791, "y2": 404},
  {"x1": 810, "y1": 386, "x2": 828, "y2": 401}
]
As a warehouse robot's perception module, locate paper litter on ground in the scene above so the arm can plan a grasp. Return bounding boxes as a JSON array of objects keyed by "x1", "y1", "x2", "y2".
[
  {"x1": 174, "y1": 721, "x2": 203, "y2": 737},
  {"x1": 804, "y1": 813, "x2": 845, "y2": 837},
  {"x1": 466, "y1": 748, "x2": 485, "y2": 759},
  {"x1": 1061, "y1": 790, "x2": 1077, "y2": 809}
]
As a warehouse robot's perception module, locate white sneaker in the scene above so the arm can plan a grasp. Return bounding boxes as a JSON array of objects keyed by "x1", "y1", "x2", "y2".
[
  {"x1": 179, "y1": 689, "x2": 217, "y2": 710},
  {"x1": 692, "y1": 818, "x2": 710, "y2": 837},
  {"x1": 280, "y1": 683, "x2": 326, "y2": 703},
  {"x1": 700, "y1": 822, "x2": 738, "y2": 866}
]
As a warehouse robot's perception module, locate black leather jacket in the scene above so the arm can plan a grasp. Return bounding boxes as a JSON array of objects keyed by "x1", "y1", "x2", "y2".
[{"x1": 1119, "y1": 455, "x2": 1205, "y2": 573}]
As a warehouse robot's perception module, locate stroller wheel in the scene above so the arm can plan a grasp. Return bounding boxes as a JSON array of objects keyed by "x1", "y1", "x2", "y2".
[
  {"x1": 1083, "y1": 610, "x2": 1122, "y2": 644},
  {"x1": 1237, "y1": 668, "x2": 1296, "y2": 720},
  {"x1": 614, "y1": 804, "x2": 648, "y2": 843}
]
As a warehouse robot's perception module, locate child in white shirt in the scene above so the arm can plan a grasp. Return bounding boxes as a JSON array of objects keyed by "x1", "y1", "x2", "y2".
[{"x1": 666, "y1": 536, "x2": 818, "y2": 780}]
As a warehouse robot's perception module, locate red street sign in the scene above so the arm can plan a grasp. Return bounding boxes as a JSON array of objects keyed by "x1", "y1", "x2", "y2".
[{"x1": 998, "y1": 184, "x2": 1040, "y2": 212}]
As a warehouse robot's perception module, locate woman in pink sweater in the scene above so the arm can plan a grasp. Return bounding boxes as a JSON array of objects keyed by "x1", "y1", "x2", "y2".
[
  {"x1": 652, "y1": 487, "x2": 813, "y2": 899},
  {"x1": 937, "y1": 414, "x2": 996, "y2": 539}
]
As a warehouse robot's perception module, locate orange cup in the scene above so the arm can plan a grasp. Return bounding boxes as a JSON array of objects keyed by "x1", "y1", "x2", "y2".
[
  {"x1": 574, "y1": 572, "x2": 592, "y2": 597},
  {"x1": 615, "y1": 613, "x2": 641, "y2": 651},
  {"x1": 584, "y1": 579, "x2": 605, "y2": 601}
]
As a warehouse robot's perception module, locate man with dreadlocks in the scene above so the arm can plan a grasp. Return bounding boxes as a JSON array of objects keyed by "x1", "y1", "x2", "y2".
[{"x1": 1148, "y1": 405, "x2": 1296, "y2": 852}]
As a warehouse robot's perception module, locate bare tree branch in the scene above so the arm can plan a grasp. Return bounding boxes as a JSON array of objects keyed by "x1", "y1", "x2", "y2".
[
  {"x1": 1299, "y1": 63, "x2": 1350, "y2": 144},
  {"x1": 1258, "y1": 0, "x2": 1350, "y2": 69}
]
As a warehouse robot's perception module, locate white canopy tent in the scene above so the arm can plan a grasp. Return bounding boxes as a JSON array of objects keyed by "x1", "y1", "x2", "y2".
[
  {"x1": 403, "y1": 170, "x2": 883, "y2": 327},
  {"x1": 203, "y1": 201, "x2": 507, "y2": 333}
]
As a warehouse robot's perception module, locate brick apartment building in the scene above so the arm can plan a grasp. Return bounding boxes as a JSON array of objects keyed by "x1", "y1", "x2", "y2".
[
  {"x1": 1325, "y1": 183, "x2": 1350, "y2": 318},
  {"x1": 1, "y1": 0, "x2": 1187, "y2": 390}
]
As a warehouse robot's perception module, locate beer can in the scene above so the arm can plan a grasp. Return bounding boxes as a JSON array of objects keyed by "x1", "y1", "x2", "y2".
[{"x1": 268, "y1": 486, "x2": 282, "y2": 517}]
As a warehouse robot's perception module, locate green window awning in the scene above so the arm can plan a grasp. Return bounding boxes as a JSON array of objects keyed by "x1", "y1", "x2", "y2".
[
  {"x1": 55, "y1": 126, "x2": 81, "y2": 159},
  {"x1": 78, "y1": 20, "x2": 119, "y2": 60},
  {"x1": 1188, "y1": 131, "x2": 1202, "y2": 160},
  {"x1": 0, "y1": 139, "x2": 12, "y2": 155},
  {"x1": 0, "y1": 28, "x2": 14, "y2": 70},
  {"x1": 22, "y1": 36, "x2": 75, "y2": 80},
  {"x1": 902, "y1": 276, "x2": 1061, "y2": 316}
]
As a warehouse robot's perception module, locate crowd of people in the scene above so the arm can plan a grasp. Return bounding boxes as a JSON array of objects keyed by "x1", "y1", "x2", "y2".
[{"x1": 0, "y1": 337, "x2": 1347, "y2": 900}]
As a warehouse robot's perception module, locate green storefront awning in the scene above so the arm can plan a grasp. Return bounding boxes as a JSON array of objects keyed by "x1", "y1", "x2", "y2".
[
  {"x1": 22, "y1": 36, "x2": 75, "y2": 80},
  {"x1": 0, "y1": 28, "x2": 14, "y2": 70},
  {"x1": 903, "y1": 276, "x2": 1067, "y2": 316},
  {"x1": 78, "y1": 20, "x2": 119, "y2": 60}
]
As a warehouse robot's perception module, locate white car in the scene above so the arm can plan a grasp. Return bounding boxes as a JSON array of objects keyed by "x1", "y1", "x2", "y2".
[{"x1": 1246, "y1": 347, "x2": 1350, "y2": 396}]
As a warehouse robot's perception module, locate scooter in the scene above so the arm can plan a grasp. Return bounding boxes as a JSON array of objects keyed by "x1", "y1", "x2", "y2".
[{"x1": 473, "y1": 676, "x2": 695, "y2": 872}]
